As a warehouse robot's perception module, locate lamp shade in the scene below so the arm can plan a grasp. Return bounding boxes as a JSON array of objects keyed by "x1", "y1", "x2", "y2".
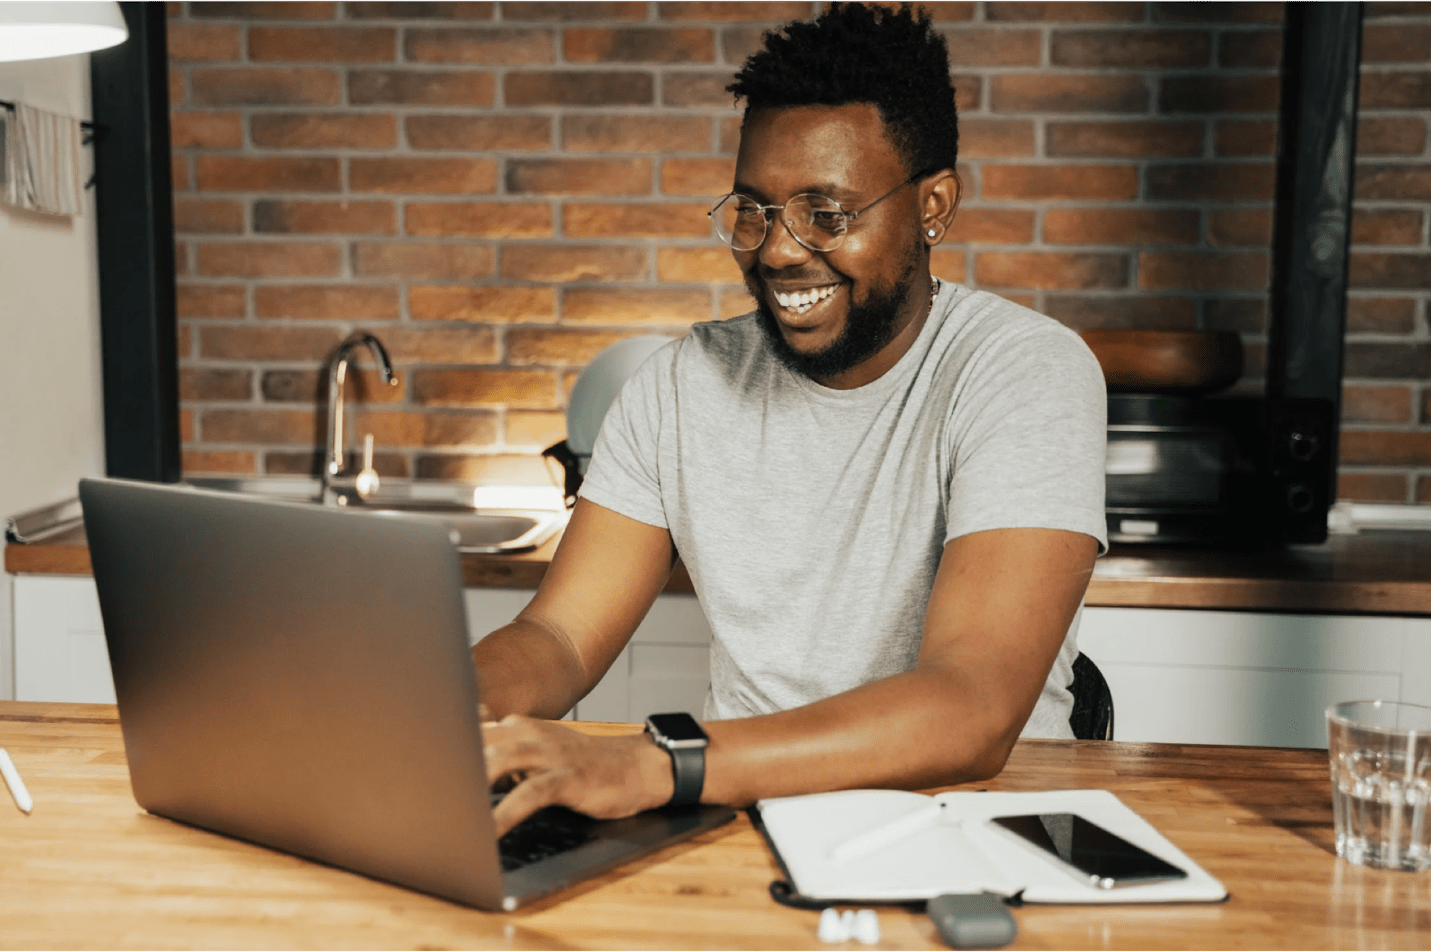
[{"x1": 0, "y1": 2, "x2": 128, "y2": 63}]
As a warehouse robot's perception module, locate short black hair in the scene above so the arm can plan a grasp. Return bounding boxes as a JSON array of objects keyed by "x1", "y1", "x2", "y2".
[{"x1": 727, "y1": 3, "x2": 959, "y2": 177}]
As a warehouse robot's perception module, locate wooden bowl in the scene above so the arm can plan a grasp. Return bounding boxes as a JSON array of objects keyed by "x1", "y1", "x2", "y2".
[{"x1": 1079, "y1": 330, "x2": 1244, "y2": 396}]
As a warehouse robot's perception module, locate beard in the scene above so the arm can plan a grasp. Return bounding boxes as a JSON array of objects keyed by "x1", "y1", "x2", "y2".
[{"x1": 750, "y1": 248, "x2": 922, "y2": 382}]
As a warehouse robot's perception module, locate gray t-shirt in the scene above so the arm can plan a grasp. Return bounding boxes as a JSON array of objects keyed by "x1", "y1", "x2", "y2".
[{"x1": 580, "y1": 281, "x2": 1108, "y2": 738}]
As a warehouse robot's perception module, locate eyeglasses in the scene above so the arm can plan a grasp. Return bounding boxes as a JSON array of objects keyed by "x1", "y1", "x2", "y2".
[{"x1": 708, "y1": 173, "x2": 925, "y2": 253}]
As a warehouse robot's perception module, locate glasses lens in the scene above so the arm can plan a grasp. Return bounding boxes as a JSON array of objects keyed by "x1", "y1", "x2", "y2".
[
  {"x1": 714, "y1": 194, "x2": 768, "y2": 251},
  {"x1": 787, "y1": 195, "x2": 848, "y2": 252}
]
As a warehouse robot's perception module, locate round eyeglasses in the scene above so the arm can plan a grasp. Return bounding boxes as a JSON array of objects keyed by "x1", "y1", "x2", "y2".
[{"x1": 708, "y1": 173, "x2": 925, "y2": 253}]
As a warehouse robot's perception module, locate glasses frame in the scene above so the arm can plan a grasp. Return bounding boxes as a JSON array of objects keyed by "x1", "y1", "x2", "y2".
[{"x1": 708, "y1": 171, "x2": 928, "y2": 253}]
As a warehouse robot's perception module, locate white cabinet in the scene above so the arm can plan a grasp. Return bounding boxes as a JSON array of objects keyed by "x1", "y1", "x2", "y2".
[
  {"x1": 1078, "y1": 607, "x2": 1431, "y2": 748},
  {"x1": 12, "y1": 575, "x2": 113, "y2": 703}
]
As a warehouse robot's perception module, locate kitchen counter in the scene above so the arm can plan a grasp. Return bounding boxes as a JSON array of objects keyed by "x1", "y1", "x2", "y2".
[{"x1": 10, "y1": 524, "x2": 1431, "y2": 615}]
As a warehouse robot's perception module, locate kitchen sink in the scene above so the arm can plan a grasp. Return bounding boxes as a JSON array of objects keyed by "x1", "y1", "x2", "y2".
[{"x1": 184, "y1": 477, "x2": 567, "y2": 554}]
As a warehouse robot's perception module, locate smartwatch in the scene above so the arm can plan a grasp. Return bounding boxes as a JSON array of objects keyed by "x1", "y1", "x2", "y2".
[{"x1": 644, "y1": 712, "x2": 708, "y2": 808}]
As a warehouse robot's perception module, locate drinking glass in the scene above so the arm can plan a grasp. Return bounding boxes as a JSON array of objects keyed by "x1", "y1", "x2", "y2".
[{"x1": 1326, "y1": 700, "x2": 1431, "y2": 872}]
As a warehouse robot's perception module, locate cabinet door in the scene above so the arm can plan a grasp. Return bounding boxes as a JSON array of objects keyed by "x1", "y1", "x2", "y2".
[{"x1": 13, "y1": 575, "x2": 114, "y2": 704}]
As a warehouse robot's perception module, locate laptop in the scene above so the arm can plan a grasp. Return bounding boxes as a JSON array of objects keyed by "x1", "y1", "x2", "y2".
[{"x1": 78, "y1": 477, "x2": 734, "y2": 911}]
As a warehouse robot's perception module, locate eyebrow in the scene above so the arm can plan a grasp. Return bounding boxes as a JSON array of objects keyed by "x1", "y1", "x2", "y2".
[{"x1": 730, "y1": 180, "x2": 856, "y2": 202}]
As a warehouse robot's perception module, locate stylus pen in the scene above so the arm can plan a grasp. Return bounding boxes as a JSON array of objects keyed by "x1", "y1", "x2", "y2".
[
  {"x1": 830, "y1": 801, "x2": 945, "y2": 863},
  {"x1": 0, "y1": 748, "x2": 32, "y2": 814}
]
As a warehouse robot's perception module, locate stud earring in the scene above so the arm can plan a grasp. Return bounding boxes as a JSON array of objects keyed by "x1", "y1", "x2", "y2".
[{"x1": 927, "y1": 228, "x2": 938, "y2": 238}]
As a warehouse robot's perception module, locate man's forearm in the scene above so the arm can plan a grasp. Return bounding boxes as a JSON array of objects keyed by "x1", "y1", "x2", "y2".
[{"x1": 471, "y1": 616, "x2": 590, "y2": 720}]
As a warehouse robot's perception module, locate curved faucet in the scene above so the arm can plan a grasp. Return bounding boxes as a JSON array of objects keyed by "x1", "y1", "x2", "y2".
[{"x1": 323, "y1": 332, "x2": 399, "y2": 505}]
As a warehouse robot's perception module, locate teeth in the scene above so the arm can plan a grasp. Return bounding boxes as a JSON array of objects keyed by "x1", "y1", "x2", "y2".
[{"x1": 773, "y1": 285, "x2": 838, "y2": 313}]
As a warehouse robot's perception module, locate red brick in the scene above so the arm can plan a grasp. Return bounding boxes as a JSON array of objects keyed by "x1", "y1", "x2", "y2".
[
  {"x1": 1419, "y1": 475, "x2": 1431, "y2": 504},
  {"x1": 502, "y1": 245, "x2": 646, "y2": 282},
  {"x1": 252, "y1": 199, "x2": 396, "y2": 235},
  {"x1": 363, "y1": 411, "x2": 500, "y2": 448},
  {"x1": 718, "y1": 115, "x2": 742, "y2": 154},
  {"x1": 1046, "y1": 120, "x2": 1203, "y2": 158},
  {"x1": 1044, "y1": 208, "x2": 1198, "y2": 246},
  {"x1": 1356, "y1": 116, "x2": 1428, "y2": 156},
  {"x1": 505, "y1": 411, "x2": 568, "y2": 448},
  {"x1": 991, "y1": 75, "x2": 1148, "y2": 113},
  {"x1": 181, "y1": 450, "x2": 259, "y2": 476},
  {"x1": 349, "y1": 70, "x2": 495, "y2": 106},
  {"x1": 254, "y1": 284, "x2": 400, "y2": 319},
  {"x1": 1359, "y1": 72, "x2": 1431, "y2": 109},
  {"x1": 1352, "y1": 209, "x2": 1424, "y2": 246},
  {"x1": 176, "y1": 284, "x2": 247, "y2": 318},
  {"x1": 1214, "y1": 119, "x2": 1277, "y2": 157},
  {"x1": 955, "y1": 75, "x2": 984, "y2": 114},
  {"x1": 1051, "y1": 29, "x2": 1211, "y2": 68},
  {"x1": 413, "y1": 369, "x2": 560, "y2": 408},
  {"x1": 661, "y1": 157, "x2": 734, "y2": 196},
  {"x1": 1138, "y1": 252, "x2": 1269, "y2": 291},
  {"x1": 200, "y1": 409, "x2": 317, "y2": 445},
  {"x1": 958, "y1": 119, "x2": 1035, "y2": 158},
  {"x1": 1146, "y1": 163, "x2": 1276, "y2": 201},
  {"x1": 1344, "y1": 342, "x2": 1431, "y2": 378},
  {"x1": 718, "y1": 289, "x2": 754, "y2": 319},
  {"x1": 173, "y1": 198, "x2": 244, "y2": 234},
  {"x1": 409, "y1": 285, "x2": 556, "y2": 323},
  {"x1": 189, "y1": 2, "x2": 337, "y2": 19},
  {"x1": 975, "y1": 252, "x2": 1127, "y2": 290},
  {"x1": 1152, "y1": 2, "x2": 1284, "y2": 23},
  {"x1": 170, "y1": 112, "x2": 243, "y2": 149},
  {"x1": 1355, "y1": 165, "x2": 1431, "y2": 201},
  {"x1": 562, "y1": 288, "x2": 708, "y2": 325},
  {"x1": 172, "y1": 155, "x2": 191, "y2": 191},
  {"x1": 174, "y1": 241, "x2": 191, "y2": 275},
  {"x1": 1218, "y1": 29, "x2": 1283, "y2": 68},
  {"x1": 179, "y1": 408, "x2": 195, "y2": 443},
  {"x1": 1346, "y1": 297, "x2": 1416, "y2": 334},
  {"x1": 405, "y1": 202, "x2": 552, "y2": 238},
  {"x1": 1337, "y1": 473, "x2": 1410, "y2": 503},
  {"x1": 191, "y1": 69, "x2": 341, "y2": 106},
  {"x1": 656, "y1": 247, "x2": 743, "y2": 284},
  {"x1": 1341, "y1": 385, "x2": 1413, "y2": 423},
  {"x1": 1208, "y1": 208, "x2": 1273, "y2": 247},
  {"x1": 564, "y1": 202, "x2": 711, "y2": 239},
  {"x1": 250, "y1": 113, "x2": 397, "y2": 149},
  {"x1": 720, "y1": 26, "x2": 767, "y2": 65},
  {"x1": 261, "y1": 368, "x2": 405, "y2": 404},
  {"x1": 985, "y1": 2, "x2": 1142, "y2": 22},
  {"x1": 198, "y1": 242, "x2": 343, "y2": 277},
  {"x1": 657, "y1": 2, "x2": 812, "y2": 20},
  {"x1": 199, "y1": 326, "x2": 343, "y2": 361},
  {"x1": 1205, "y1": 298, "x2": 1267, "y2": 333},
  {"x1": 982, "y1": 164, "x2": 1139, "y2": 201},
  {"x1": 1367, "y1": 2, "x2": 1431, "y2": 16},
  {"x1": 249, "y1": 26, "x2": 395, "y2": 61},
  {"x1": 405, "y1": 27, "x2": 553, "y2": 63},
  {"x1": 1363, "y1": 23, "x2": 1431, "y2": 63},
  {"x1": 167, "y1": 23, "x2": 241, "y2": 61},
  {"x1": 380, "y1": 326, "x2": 501, "y2": 364},
  {"x1": 1044, "y1": 295, "x2": 1198, "y2": 330},
  {"x1": 1349, "y1": 253, "x2": 1431, "y2": 289},
  {"x1": 350, "y1": 157, "x2": 498, "y2": 195},
  {"x1": 262, "y1": 450, "x2": 409, "y2": 478},
  {"x1": 180, "y1": 367, "x2": 253, "y2": 401},
  {"x1": 170, "y1": 68, "x2": 186, "y2": 106},
  {"x1": 1159, "y1": 76, "x2": 1281, "y2": 113},
  {"x1": 565, "y1": 27, "x2": 715, "y2": 62},
  {"x1": 352, "y1": 243, "x2": 493, "y2": 279},
  {"x1": 944, "y1": 28, "x2": 1042, "y2": 66},
  {"x1": 507, "y1": 158, "x2": 652, "y2": 196},
  {"x1": 1339, "y1": 431, "x2": 1431, "y2": 467},
  {"x1": 662, "y1": 72, "x2": 731, "y2": 107},
  {"x1": 195, "y1": 156, "x2": 340, "y2": 192},
  {"x1": 406, "y1": 115, "x2": 551, "y2": 151},
  {"x1": 562, "y1": 114, "x2": 711, "y2": 153},
  {"x1": 942, "y1": 208, "x2": 1035, "y2": 245},
  {"x1": 502, "y1": 2, "x2": 645, "y2": 19},
  {"x1": 504, "y1": 71, "x2": 653, "y2": 106},
  {"x1": 507, "y1": 329, "x2": 642, "y2": 366},
  {"x1": 930, "y1": 249, "x2": 968, "y2": 284},
  {"x1": 346, "y1": 2, "x2": 494, "y2": 19}
]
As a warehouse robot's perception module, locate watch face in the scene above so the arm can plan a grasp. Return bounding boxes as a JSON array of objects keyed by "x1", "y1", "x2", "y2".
[{"x1": 647, "y1": 713, "x2": 706, "y2": 743}]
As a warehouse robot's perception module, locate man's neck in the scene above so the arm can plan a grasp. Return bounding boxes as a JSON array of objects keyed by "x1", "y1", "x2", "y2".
[{"x1": 812, "y1": 274, "x2": 938, "y2": 390}]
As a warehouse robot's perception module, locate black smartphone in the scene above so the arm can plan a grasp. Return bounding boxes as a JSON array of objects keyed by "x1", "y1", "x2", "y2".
[{"x1": 989, "y1": 813, "x2": 1188, "y2": 889}]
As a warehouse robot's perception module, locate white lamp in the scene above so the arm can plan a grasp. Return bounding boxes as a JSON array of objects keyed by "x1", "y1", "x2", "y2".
[{"x1": 0, "y1": 2, "x2": 128, "y2": 63}]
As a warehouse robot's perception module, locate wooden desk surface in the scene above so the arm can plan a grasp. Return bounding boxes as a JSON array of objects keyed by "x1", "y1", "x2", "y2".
[{"x1": 1, "y1": 702, "x2": 1427, "y2": 950}]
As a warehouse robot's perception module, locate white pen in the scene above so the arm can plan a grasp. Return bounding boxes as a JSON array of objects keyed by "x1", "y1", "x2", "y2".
[
  {"x1": 829, "y1": 801, "x2": 945, "y2": 863},
  {"x1": 0, "y1": 748, "x2": 33, "y2": 814}
]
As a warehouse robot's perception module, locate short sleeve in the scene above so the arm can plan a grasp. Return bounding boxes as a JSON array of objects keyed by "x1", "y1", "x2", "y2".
[{"x1": 577, "y1": 342, "x2": 677, "y2": 530}]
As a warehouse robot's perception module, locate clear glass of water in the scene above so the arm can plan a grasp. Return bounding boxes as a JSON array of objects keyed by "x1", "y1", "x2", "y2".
[{"x1": 1326, "y1": 700, "x2": 1431, "y2": 872}]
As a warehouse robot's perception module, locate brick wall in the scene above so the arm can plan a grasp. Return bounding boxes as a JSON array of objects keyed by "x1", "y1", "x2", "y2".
[{"x1": 167, "y1": 1, "x2": 1431, "y2": 502}]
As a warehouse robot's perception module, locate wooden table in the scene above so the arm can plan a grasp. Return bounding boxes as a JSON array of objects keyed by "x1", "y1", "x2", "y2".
[{"x1": 2, "y1": 702, "x2": 1427, "y2": 949}]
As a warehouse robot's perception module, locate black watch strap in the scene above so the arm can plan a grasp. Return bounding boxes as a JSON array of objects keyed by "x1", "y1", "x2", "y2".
[{"x1": 666, "y1": 743, "x2": 705, "y2": 808}]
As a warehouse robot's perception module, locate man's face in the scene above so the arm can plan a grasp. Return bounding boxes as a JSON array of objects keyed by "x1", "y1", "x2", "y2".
[{"x1": 730, "y1": 103, "x2": 928, "y2": 388}]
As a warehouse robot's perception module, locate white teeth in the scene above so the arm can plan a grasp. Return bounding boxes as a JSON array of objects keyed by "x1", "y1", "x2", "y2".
[{"x1": 773, "y1": 285, "x2": 837, "y2": 312}]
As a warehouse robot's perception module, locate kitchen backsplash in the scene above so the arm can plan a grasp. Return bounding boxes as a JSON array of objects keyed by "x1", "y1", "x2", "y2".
[{"x1": 167, "y1": 1, "x2": 1431, "y2": 502}]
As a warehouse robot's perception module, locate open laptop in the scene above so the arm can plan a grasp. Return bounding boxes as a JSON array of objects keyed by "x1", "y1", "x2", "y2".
[{"x1": 78, "y1": 477, "x2": 734, "y2": 911}]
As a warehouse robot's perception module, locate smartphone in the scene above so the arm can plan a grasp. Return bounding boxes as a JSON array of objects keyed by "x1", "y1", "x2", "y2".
[{"x1": 989, "y1": 813, "x2": 1188, "y2": 889}]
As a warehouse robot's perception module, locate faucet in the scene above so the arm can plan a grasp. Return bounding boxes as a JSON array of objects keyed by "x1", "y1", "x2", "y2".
[{"x1": 323, "y1": 332, "x2": 399, "y2": 506}]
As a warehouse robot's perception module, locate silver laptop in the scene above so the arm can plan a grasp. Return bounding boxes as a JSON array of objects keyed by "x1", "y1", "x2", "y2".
[{"x1": 79, "y1": 477, "x2": 734, "y2": 911}]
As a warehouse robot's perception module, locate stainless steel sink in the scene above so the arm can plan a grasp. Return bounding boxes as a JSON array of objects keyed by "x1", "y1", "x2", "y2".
[{"x1": 185, "y1": 477, "x2": 567, "y2": 554}]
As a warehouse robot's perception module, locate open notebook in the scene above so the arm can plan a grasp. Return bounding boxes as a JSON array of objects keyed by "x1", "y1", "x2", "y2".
[{"x1": 754, "y1": 788, "x2": 1227, "y2": 905}]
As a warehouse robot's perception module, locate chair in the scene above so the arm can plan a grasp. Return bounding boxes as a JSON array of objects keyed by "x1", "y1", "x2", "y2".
[{"x1": 1068, "y1": 652, "x2": 1114, "y2": 741}]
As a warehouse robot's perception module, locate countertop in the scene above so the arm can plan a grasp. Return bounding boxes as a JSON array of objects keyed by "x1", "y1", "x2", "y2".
[
  {"x1": 8, "y1": 524, "x2": 1431, "y2": 615},
  {"x1": 3, "y1": 700, "x2": 1427, "y2": 950}
]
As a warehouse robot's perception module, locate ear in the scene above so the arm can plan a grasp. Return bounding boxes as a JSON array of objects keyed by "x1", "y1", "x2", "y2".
[{"x1": 919, "y1": 170, "x2": 962, "y2": 246}]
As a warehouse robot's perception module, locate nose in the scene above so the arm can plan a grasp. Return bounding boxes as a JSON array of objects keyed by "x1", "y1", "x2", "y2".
[{"x1": 757, "y1": 211, "x2": 812, "y2": 270}]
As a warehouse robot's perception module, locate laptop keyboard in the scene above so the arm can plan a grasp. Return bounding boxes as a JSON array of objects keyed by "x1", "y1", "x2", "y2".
[{"x1": 495, "y1": 802, "x2": 600, "y2": 872}]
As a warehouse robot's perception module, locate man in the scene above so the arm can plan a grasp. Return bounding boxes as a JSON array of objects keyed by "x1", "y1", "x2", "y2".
[{"x1": 474, "y1": 3, "x2": 1107, "y2": 836}]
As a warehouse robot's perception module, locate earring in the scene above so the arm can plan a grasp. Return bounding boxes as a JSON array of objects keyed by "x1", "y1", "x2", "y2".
[{"x1": 927, "y1": 228, "x2": 938, "y2": 238}]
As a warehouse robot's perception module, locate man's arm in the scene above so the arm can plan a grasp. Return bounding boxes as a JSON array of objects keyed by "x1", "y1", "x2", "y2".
[{"x1": 479, "y1": 515, "x2": 1098, "y2": 835}]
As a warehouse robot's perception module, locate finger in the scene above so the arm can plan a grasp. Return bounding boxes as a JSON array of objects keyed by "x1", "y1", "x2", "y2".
[{"x1": 491, "y1": 771, "x2": 566, "y2": 838}]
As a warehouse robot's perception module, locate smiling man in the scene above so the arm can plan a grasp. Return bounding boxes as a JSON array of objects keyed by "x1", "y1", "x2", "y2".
[{"x1": 473, "y1": 3, "x2": 1108, "y2": 835}]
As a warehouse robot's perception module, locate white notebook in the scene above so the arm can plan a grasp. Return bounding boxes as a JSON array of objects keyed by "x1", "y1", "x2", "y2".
[{"x1": 754, "y1": 788, "x2": 1228, "y2": 905}]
